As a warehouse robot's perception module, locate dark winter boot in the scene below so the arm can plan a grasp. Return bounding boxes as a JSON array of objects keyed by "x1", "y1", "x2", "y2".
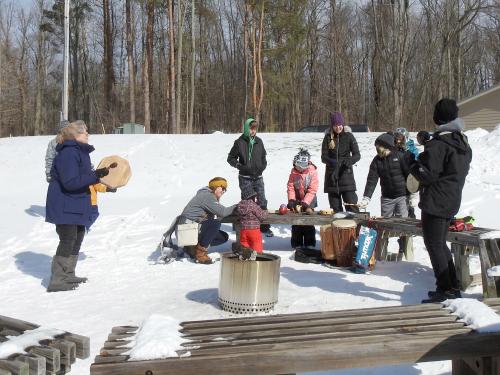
[
  {"x1": 66, "y1": 255, "x2": 88, "y2": 284},
  {"x1": 422, "y1": 289, "x2": 460, "y2": 303},
  {"x1": 47, "y1": 256, "x2": 79, "y2": 292},
  {"x1": 232, "y1": 242, "x2": 256, "y2": 261},
  {"x1": 183, "y1": 245, "x2": 197, "y2": 259},
  {"x1": 193, "y1": 244, "x2": 213, "y2": 264}
]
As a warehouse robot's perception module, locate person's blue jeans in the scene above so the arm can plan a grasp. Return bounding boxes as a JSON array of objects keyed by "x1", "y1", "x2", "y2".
[{"x1": 198, "y1": 218, "x2": 229, "y2": 248}]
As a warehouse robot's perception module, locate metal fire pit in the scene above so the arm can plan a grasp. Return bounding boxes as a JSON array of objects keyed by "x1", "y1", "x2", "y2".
[{"x1": 218, "y1": 252, "x2": 280, "y2": 314}]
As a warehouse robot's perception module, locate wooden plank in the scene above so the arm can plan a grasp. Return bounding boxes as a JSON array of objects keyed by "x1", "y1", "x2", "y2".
[
  {"x1": 181, "y1": 302, "x2": 446, "y2": 328},
  {"x1": 15, "y1": 354, "x2": 46, "y2": 375},
  {"x1": 90, "y1": 331, "x2": 500, "y2": 375},
  {"x1": 0, "y1": 317, "x2": 38, "y2": 333},
  {"x1": 47, "y1": 340, "x2": 76, "y2": 368},
  {"x1": 28, "y1": 347, "x2": 59, "y2": 374},
  {"x1": 59, "y1": 333, "x2": 90, "y2": 359},
  {"x1": 182, "y1": 309, "x2": 456, "y2": 336},
  {"x1": 110, "y1": 326, "x2": 137, "y2": 334},
  {"x1": 0, "y1": 330, "x2": 22, "y2": 337},
  {"x1": 181, "y1": 321, "x2": 468, "y2": 347},
  {"x1": 0, "y1": 360, "x2": 29, "y2": 375}
]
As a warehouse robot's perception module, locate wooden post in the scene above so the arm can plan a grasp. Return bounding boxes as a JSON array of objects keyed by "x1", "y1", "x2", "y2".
[
  {"x1": 402, "y1": 235, "x2": 414, "y2": 261},
  {"x1": 375, "y1": 230, "x2": 389, "y2": 261},
  {"x1": 478, "y1": 239, "x2": 500, "y2": 298},
  {"x1": 452, "y1": 356, "x2": 500, "y2": 375},
  {"x1": 451, "y1": 243, "x2": 474, "y2": 291}
]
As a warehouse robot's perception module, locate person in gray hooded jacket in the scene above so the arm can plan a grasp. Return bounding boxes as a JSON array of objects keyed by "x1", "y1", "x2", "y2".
[
  {"x1": 410, "y1": 98, "x2": 472, "y2": 303},
  {"x1": 178, "y1": 177, "x2": 237, "y2": 264}
]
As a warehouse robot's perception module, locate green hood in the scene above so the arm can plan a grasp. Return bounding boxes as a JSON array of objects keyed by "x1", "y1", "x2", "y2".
[{"x1": 243, "y1": 118, "x2": 255, "y2": 140}]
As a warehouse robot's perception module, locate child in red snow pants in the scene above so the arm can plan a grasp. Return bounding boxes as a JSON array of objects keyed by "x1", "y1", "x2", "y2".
[{"x1": 240, "y1": 228, "x2": 263, "y2": 253}]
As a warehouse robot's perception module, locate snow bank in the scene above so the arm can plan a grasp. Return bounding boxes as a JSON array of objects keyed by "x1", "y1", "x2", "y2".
[
  {"x1": 0, "y1": 327, "x2": 65, "y2": 359},
  {"x1": 125, "y1": 314, "x2": 190, "y2": 360},
  {"x1": 443, "y1": 298, "x2": 500, "y2": 333}
]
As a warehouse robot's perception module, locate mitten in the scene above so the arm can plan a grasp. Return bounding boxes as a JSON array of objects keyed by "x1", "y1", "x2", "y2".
[
  {"x1": 95, "y1": 168, "x2": 109, "y2": 178},
  {"x1": 358, "y1": 196, "x2": 370, "y2": 209},
  {"x1": 300, "y1": 202, "x2": 309, "y2": 210},
  {"x1": 287, "y1": 200, "x2": 297, "y2": 210}
]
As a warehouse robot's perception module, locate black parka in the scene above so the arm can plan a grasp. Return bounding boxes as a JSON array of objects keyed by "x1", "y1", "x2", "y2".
[
  {"x1": 363, "y1": 150, "x2": 413, "y2": 199},
  {"x1": 227, "y1": 135, "x2": 267, "y2": 178},
  {"x1": 321, "y1": 130, "x2": 360, "y2": 193},
  {"x1": 409, "y1": 119, "x2": 472, "y2": 218}
]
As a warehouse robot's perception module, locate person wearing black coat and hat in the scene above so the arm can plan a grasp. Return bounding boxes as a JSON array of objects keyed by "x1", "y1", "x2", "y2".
[
  {"x1": 321, "y1": 112, "x2": 361, "y2": 213},
  {"x1": 409, "y1": 98, "x2": 472, "y2": 303}
]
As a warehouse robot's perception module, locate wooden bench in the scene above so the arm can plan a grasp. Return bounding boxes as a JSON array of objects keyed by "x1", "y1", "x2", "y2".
[
  {"x1": 90, "y1": 299, "x2": 500, "y2": 375},
  {"x1": 0, "y1": 315, "x2": 90, "y2": 375},
  {"x1": 362, "y1": 217, "x2": 500, "y2": 298}
]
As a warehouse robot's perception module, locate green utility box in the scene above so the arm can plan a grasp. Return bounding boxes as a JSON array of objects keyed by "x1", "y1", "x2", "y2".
[{"x1": 114, "y1": 123, "x2": 145, "y2": 134}]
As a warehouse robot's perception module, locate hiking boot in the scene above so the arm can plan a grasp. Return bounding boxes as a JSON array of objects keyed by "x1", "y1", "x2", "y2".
[
  {"x1": 183, "y1": 245, "x2": 197, "y2": 259},
  {"x1": 194, "y1": 244, "x2": 213, "y2": 264},
  {"x1": 422, "y1": 290, "x2": 460, "y2": 304}
]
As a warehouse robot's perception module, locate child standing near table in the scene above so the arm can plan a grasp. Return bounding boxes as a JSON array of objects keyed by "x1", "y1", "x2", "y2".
[
  {"x1": 236, "y1": 187, "x2": 268, "y2": 254},
  {"x1": 287, "y1": 149, "x2": 319, "y2": 248}
]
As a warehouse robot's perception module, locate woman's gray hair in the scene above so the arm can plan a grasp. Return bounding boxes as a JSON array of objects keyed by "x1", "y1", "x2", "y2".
[{"x1": 56, "y1": 120, "x2": 88, "y2": 144}]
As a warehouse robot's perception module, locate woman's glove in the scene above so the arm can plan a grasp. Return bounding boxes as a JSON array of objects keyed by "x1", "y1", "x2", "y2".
[{"x1": 95, "y1": 168, "x2": 109, "y2": 178}]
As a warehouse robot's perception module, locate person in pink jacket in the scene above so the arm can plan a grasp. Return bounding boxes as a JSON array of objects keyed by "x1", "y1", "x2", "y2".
[{"x1": 287, "y1": 149, "x2": 319, "y2": 248}]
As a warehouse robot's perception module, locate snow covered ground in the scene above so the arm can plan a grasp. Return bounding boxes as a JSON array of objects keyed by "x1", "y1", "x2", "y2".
[{"x1": 1, "y1": 126, "x2": 500, "y2": 374}]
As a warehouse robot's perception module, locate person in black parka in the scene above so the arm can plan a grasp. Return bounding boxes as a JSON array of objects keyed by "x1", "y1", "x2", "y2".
[
  {"x1": 410, "y1": 98, "x2": 472, "y2": 303},
  {"x1": 227, "y1": 118, "x2": 273, "y2": 237},
  {"x1": 321, "y1": 112, "x2": 361, "y2": 213}
]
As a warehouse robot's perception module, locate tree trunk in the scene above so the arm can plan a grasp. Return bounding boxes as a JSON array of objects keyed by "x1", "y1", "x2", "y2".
[
  {"x1": 188, "y1": 0, "x2": 195, "y2": 134},
  {"x1": 103, "y1": 0, "x2": 115, "y2": 125},
  {"x1": 125, "y1": 0, "x2": 136, "y2": 123},
  {"x1": 143, "y1": 0, "x2": 154, "y2": 133},
  {"x1": 168, "y1": 0, "x2": 176, "y2": 133}
]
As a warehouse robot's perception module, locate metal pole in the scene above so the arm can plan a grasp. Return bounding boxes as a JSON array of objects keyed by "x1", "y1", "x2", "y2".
[{"x1": 62, "y1": 0, "x2": 70, "y2": 121}]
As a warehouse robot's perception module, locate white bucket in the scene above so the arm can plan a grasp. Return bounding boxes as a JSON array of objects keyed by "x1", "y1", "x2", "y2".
[{"x1": 176, "y1": 223, "x2": 199, "y2": 246}]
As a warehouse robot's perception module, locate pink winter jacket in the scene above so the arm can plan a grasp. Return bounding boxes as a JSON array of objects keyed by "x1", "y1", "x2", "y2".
[
  {"x1": 287, "y1": 163, "x2": 319, "y2": 206},
  {"x1": 237, "y1": 199, "x2": 268, "y2": 230}
]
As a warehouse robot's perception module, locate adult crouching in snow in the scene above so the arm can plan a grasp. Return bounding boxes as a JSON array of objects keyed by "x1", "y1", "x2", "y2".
[
  {"x1": 227, "y1": 118, "x2": 273, "y2": 237},
  {"x1": 409, "y1": 98, "x2": 472, "y2": 303},
  {"x1": 321, "y1": 112, "x2": 361, "y2": 213},
  {"x1": 179, "y1": 177, "x2": 237, "y2": 264},
  {"x1": 45, "y1": 121, "x2": 110, "y2": 292}
]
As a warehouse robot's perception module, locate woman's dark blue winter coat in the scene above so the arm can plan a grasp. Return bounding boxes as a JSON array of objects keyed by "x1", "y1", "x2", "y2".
[{"x1": 45, "y1": 140, "x2": 99, "y2": 228}]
